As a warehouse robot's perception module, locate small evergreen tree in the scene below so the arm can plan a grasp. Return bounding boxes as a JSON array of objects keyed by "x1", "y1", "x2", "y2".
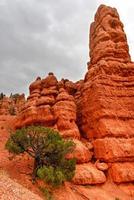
[{"x1": 5, "y1": 126, "x2": 76, "y2": 186}]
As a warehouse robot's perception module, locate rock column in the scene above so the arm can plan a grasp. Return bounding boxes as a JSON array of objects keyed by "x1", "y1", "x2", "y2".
[{"x1": 80, "y1": 5, "x2": 134, "y2": 186}]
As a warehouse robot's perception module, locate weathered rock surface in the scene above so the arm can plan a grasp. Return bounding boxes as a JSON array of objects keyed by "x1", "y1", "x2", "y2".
[
  {"x1": 119, "y1": 184, "x2": 134, "y2": 197},
  {"x1": 109, "y1": 162, "x2": 134, "y2": 183},
  {"x1": 54, "y1": 182, "x2": 132, "y2": 200},
  {"x1": 89, "y1": 4, "x2": 131, "y2": 64},
  {"x1": 95, "y1": 161, "x2": 109, "y2": 171},
  {"x1": 1, "y1": 4, "x2": 134, "y2": 200},
  {"x1": 0, "y1": 94, "x2": 25, "y2": 116},
  {"x1": 66, "y1": 139, "x2": 93, "y2": 163},
  {"x1": 77, "y1": 5, "x2": 134, "y2": 192},
  {"x1": 15, "y1": 74, "x2": 80, "y2": 139},
  {"x1": 0, "y1": 171, "x2": 42, "y2": 200},
  {"x1": 79, "y1": 5, "x2": 134, "y2": 140},
  {"x1": 93, "y1": 138, "x2": 134, "y2": 162},
  {"x1": 1, "y1": 116, "x2": 132, "y2": 200},
  {"x1": 72, "y1": 163, "x2": 106, "y2": 185}
]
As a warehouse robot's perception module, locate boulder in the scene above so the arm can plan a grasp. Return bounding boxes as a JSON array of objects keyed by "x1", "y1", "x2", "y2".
[
  {"x1": 93, "y1": 138, "x2": 134, "y2": 162},
  {"x1": 95, "y1": 161, "x2": 109, "y2": 171},
  {"x1": 66, "y1": 139, "x2": 93, "y2": 163},
  {"x1": 73, "y1": 163, "x2": 106, "y2": 185},
  {"x1": 109, "y1": 162, "x2": 134, "y2": 183}
]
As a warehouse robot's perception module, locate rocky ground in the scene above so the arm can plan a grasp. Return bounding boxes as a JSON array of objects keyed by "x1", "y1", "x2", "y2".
[
  {"x1": 0, "y1": 116, "x2": 44, "y2": 199},
  {"x1": 0, "y1": 115, "x2": 133, "y2": 200},
  {"x1": 0, "y1": 171, "x2": 42, "y2": 200}
]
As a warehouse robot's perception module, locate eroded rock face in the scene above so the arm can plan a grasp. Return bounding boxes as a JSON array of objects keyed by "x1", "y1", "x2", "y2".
[
  {"x1": 109, "y1": 162, "x2": 134, "y2": 183},
  {"x1": 89, "y1": 4, "x2": 131, "y2": 64},
  {"x1": 15, "y1": 74, "x2": 80, "y2": 139},
  {"x1": 0, "y1": 94, "x2": 25, "y2": 116},
  {"x1": 14, "y1": 75, "x2": 94, "y2": 165},
  {"x1": 77, "y1": 4, "x2": 134, "y2": 191},
  {"x1": 66, "y1": 139, "x2": 93, "y2": 164},
  {"x1": 0, "y1": 97, "x2": 11, "y2": 115},
  {"x1": 72, "y1": 163, "x2": 106, "y2": 185},
  {"x1": 10, "y1": 4, "x2": 134, "y2": 199},
  {"x1": 93, "y1": 138, "x2": 134, "y2": 162}
]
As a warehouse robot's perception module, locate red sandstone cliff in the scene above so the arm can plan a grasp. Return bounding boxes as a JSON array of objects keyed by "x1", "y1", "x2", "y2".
[
  {"x1": 1, "y1": 4, "x2": 134, "y2": 200},
  {"x1": 77, "y1": 4, "x2": 134, "y2": 196}
]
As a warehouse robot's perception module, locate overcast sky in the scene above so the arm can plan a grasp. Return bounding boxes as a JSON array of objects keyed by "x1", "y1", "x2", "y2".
[{"x1": 0, "y1": 0, "x2": 134, "y2": 96}]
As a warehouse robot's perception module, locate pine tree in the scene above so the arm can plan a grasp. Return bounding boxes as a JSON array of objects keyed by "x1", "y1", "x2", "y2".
[{"x1": 5, "y1": 126, "x2": 76, "y2": 186}]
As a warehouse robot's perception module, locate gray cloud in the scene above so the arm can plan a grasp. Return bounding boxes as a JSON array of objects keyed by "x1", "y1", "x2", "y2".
[{"x1": 0, "y1": 0, "x2": 134, "y2": 95}]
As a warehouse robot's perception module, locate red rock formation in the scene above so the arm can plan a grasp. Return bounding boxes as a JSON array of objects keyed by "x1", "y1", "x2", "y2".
[
  {"x1": 0, "y1": 94, "x2": 25, "y2": 115},
  {"x1": 72, "y1": 163, "x2": 106, "y2": 185},
  {"x1": 109, "y1": 162, "x2": 134, "y2": 183},
  {"x1": 13, "y1": 94, "x2": 26, "y2": 114},
  {"x1": 78, "y1": 4, "x2": 134, "y2": 193},
  {"x1": 15, "y1": 74, "x2": 94, "y2": 166},
  {"x1": 89, "y1": 5, "x2": 131, "y2": 64},
  {"x1": 0, "y1": 97, "x2": 11, "y2": 115},
  {"x1": 15, "y1": 74, "x2": 80, "y2": 139},
  {"x1": 4, "y1": 4, "x2": 134, "y2": 199},
  {"x1": 66, "y1": 139, "x2": 93, "y2": 164},
  {"x1": 93, "y1": 138, "x2": 134, "y2": 162}
]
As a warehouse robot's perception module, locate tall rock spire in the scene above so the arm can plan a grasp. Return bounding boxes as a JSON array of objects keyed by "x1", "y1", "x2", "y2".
[
  {"x1": 78, "y1": 5, "x2": 134, "y2": 188},
  {"x1": 89, "y1": 5, "x2": 131, "y2": 64}
]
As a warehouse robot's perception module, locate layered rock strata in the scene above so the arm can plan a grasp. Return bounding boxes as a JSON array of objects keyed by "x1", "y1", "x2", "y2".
[
  {"x1": 14, "y1": 74, "x2": 96, "y2": 167},
  {"x1": 79, "y1": 4, "x2": 134, "y2": 188},
  {"x1": 15, "y1": 74, "x2": 80, "y2": 139},
  {"x1": 11, "y1": 4, "x2": 134, "y2": 198}
]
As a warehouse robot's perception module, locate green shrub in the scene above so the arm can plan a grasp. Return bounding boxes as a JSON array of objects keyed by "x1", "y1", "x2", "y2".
[
  {"x1": 5, "y1": 126, "x2": 76, "y2": 186},
  {"x1": 37, "y1": 162, "x2": 75, "y2": 187},
  {"x1": 5, "y1": 128, "x2": 30, "y2": 154},
  {"x1": 39, "y1": 187, "x2": 53, "y2": 200}
]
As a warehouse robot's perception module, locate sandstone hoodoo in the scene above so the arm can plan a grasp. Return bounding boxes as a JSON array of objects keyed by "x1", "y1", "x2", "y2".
[
  {"x1": 15, "y1": 73, "x2": 80, "y2": 139},
  {"x1": 78, "y1": 4, "x2": 134, "y2": 192},
  {"x1": 0, "y1": 94, "x2": 25, "y2": 115},
  {"x1": 1, "y1": 4, "x2": 134, "y2": 200}
]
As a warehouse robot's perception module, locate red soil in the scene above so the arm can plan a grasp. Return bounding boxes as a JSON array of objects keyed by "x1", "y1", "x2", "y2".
[{"x1": 0, "y1": 116, "x2": 43, "y2": 198}]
